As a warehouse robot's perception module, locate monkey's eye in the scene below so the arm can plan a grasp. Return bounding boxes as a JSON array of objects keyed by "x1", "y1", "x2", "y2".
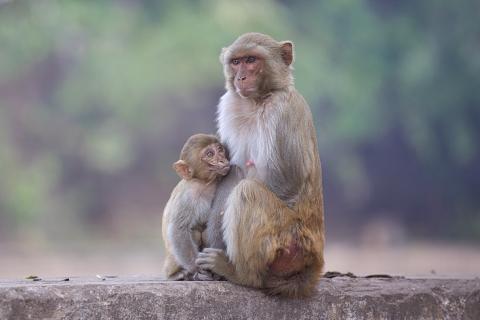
[
  {"x1": 217, "y1": 145, "x2": 224, "y2": 152},
  {"x1": 231, "y1": 58, "x2": 240, "y2": 65},
  {"x1": 206, "y1": 150, "x2": 214, "y2": 158},
  {"x1": 246, "y1": 56, "x2": 256, "y2": 63}
]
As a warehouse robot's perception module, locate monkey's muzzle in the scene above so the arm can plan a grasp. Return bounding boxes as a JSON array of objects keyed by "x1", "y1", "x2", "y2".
[{"x1": 218, "y1": 165, "x2": 231, "y2": 176}]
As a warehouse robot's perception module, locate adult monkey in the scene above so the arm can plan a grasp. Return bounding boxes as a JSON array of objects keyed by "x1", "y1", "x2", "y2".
[{"x1": 197, "y1": 33, "x2": 325, "y2": 297}]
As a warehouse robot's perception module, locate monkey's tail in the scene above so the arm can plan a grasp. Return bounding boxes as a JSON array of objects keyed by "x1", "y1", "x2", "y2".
[{"x1": 263, "y1": 262, "x2": 323, "y2": 298}]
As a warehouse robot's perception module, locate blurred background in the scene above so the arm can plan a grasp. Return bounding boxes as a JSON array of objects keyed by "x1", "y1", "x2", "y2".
[{"x1": 1, "y1": 0, "x2": 479, "y2": 279}]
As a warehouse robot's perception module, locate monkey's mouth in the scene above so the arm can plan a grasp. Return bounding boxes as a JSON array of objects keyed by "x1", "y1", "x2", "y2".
[
  {"x1": 236, "y1": 87, "x2": 257, "y2": 98},
  {"x1": 235, "y1": 80, "x2": 257, "y2": 98},
  {"x1": 215, "y1": 165, "x2": 231, "y2": 176}
]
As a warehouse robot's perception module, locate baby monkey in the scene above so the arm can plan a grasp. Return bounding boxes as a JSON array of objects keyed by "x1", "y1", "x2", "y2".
[{"x1": 162, "y1": 134, "x2": 230, "y2": 280}]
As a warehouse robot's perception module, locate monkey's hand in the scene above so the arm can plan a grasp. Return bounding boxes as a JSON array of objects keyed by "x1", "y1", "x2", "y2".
[{"x1": 196, "y1": 248, "x2": 235, "y2": 280}]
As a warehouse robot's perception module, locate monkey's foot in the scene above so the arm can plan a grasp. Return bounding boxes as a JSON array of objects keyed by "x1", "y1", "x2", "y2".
[
  {"x1": 168, "y1": 270, "x2": 190, "y2": 281},
  {"x1": 192, "y1": 269, "x2": 223, "y2": 281},
  {"x1": 192, "y1": 272, "x2": 212, "y2": 281}
]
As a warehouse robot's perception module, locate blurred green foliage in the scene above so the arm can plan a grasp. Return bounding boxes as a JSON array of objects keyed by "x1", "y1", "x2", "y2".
[{"x1": 0, "y1": 0, "x2": 479, "y2": 242}]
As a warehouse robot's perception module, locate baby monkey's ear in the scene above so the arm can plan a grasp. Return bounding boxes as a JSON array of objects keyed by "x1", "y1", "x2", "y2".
[{"x1": 173, "y1": 160, "x2": 193, "y2": 180}]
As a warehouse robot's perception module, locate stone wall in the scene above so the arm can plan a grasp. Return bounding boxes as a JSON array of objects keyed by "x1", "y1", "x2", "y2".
[{"x1": 1, "y1": 276, "x2": 479, "y2": 319}]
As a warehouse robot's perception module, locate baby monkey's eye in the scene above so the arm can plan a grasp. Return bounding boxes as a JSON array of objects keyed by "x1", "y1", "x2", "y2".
[
  {"x1": 245, "y1": 56, "x2": 256, "y2": 63},
  {"x1": 206, "y1": 150, "x2": 214, "y2": 158},
  {"x1": 217, "y1": 145, "x2": 224, "y2": 152}
]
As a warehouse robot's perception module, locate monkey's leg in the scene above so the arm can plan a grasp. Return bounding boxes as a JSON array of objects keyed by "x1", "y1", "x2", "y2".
[
  {"x1": 198, "y1": 179, "x2": 299, "y2": 287},
  {"x1": 163, "y1": 253, "x2": 187, "y2": 280}
]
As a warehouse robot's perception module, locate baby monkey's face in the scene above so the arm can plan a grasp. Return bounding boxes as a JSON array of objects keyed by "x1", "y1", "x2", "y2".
[{"x1": 200, "y1": 142, "x2": 230, "y2": 176}]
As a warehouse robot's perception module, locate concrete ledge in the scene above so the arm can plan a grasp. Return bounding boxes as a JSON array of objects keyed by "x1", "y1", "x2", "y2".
[{"x1": 0, "y1": 276, "x2": 479, "y2": 319}]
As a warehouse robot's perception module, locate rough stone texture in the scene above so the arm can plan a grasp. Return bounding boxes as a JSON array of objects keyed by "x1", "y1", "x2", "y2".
[{"x1": 0, "y1": 276, "x2": 479, "y2": 320}]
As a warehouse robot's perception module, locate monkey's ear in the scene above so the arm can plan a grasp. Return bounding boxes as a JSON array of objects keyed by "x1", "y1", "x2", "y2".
[
  {"x1": 173, "y1": 160, "x2": 193, "y2": 180},
  {"x1": 219, "y1": 47, "x2": 227, "y2": 64},
  {"x1": 280, "y1": 41, "x2": 294, "y2": 66}
]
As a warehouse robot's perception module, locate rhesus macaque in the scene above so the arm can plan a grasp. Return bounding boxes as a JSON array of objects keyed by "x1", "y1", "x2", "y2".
[
  {"x1": 162, "y1": 134, "x2": 230, "y2": 280},
  {"x1": 196, "y1": 33, "x2": 325, "y2": 297}
]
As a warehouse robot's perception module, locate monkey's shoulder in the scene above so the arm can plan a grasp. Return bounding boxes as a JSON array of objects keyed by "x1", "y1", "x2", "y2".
[
  {"x1": 249, "y1": 88, "x2": 310, "y2": 124},
  {"x1": 163, "y1": 180, "x2": 215, "y2": 223},
  {"x1": 277, "y1": 88, "x2": 311, "y2": 114}
]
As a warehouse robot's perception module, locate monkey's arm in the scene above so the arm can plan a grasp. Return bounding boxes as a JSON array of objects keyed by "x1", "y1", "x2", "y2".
[
  {"x1": 167, "y1": 224, "x2": 199, "y2": 273},
  {"x1": 166, "y1": 199, "x2": 202, "y2": 273},
  {"x1": 265, "y1": 102, "x2": 312, "y2": 207}
]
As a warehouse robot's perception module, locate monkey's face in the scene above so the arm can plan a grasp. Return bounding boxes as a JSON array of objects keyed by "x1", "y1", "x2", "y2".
[
  {"x1": 200, "y1": 143, "x2": 230, "y2": 177},
  {"x1": 221, "y1": 33, "x2": 295, "y2": 98},
  {"x1": 229, "y1": 55, "x2": 264, "y2": 98},
  {"x1": 174, "y1": 134, "x2": 230, "y2": 181}
]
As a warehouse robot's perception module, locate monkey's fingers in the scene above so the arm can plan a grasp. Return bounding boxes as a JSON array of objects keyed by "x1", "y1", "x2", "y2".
[
  {"x1": 196, "y1": 251, "x2": 218, "y2": 269},
  {"x1": 196, "y1": 259, "x2": 215, "y2": 270},
  {"x1": 197, "y1": 250, "x2": 234, "y2": 280},
  {"x1": 196, "y1": 251, "x2": 217, "y2": 261}
]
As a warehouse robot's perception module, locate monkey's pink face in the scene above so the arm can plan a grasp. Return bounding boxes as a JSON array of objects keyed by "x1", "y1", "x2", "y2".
[
  {"x1": 230, "y1": 55, "x2": 263, "y2": 98},
  {"x1": 200, "y1": 143, "x2": 230, "y2": 176}
]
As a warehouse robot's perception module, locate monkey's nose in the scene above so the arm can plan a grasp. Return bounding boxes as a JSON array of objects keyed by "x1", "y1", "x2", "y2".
[{"x1": 238, "y1": 76, "x2": 247, "y2": 81}]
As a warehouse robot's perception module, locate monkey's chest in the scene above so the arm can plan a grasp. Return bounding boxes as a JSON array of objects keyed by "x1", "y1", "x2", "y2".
[
  {"x1": 226, "y1": 120, "x2": 273, "y2": 176},
  {"x1": 194, "y1": 199, "x2": 211, "y2": 225},
  {"x1": 218, "y1": 96, "x2": 277, "y2": 177},
  {"x1": 193, "y1": 190, "x2": 216, "y2": 224},
  {"x1": 182, "y1": 182, "x2": 216, "y2": 225}
]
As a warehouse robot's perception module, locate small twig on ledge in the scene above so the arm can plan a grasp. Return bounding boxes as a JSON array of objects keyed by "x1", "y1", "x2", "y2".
[
  {"x1": 323, "y1": 271, "x2": 404, "y2": 279},
  {"x1": 323, "y1": 271, "x2": 357, "y2": 278}
]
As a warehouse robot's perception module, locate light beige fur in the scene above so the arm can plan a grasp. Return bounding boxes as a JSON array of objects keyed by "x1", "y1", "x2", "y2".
[{"x1": 196, "y1": 33, "x2": 325, "y2": 297}]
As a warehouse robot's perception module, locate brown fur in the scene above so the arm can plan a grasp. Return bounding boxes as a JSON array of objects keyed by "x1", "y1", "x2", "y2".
[{"x1": 196, "y1": 33, "x2": 325, "y2": 297}]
